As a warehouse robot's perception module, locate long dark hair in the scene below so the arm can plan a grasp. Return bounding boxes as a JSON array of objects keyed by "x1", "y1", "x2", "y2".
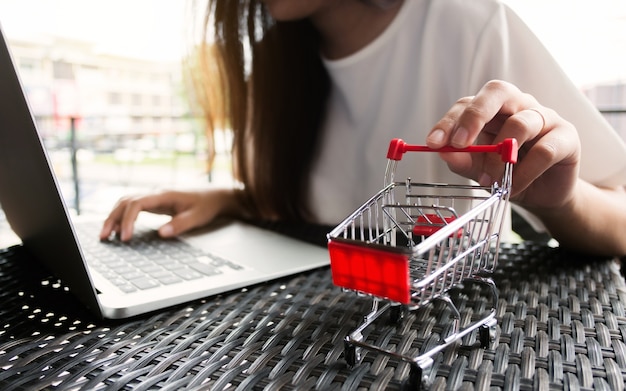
[{"x1": 191, "y1": 0, "x2": 331, "y2": 222}]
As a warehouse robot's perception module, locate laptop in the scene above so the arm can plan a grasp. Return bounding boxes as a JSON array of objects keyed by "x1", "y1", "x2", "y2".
[{"x1": 0, "y1": 27, "x2": 329, "y2": 319}]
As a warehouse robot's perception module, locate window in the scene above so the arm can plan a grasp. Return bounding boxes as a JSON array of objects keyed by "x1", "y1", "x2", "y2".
[
  {"x1": 53, "y1": 60, "x2": 74, "y2": 80},
  {"x1": 108, "y1": 92, "x2": 122, "y2": 105},
  {"x1": 131, "y1": 93, "x2": 142, "y2": 106}
]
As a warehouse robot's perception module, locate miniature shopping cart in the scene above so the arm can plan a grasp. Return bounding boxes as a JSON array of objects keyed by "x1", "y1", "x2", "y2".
[{"x1": 327, "y1": 138, "x2": 518, "y2": 389}]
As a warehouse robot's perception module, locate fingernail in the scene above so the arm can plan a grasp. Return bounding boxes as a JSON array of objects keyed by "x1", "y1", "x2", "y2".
[
  {"x1": 427, "y1": 129, "x2": 445, "y2": 145},
  {"x1": 452, "y1": 127, "x2": 469, "y2": 147},
  {"x1": 478, "y1": 172, "x2": 492, "y2": 187},
  {"x1": 159, "y1": 224, "x2": 174, "y2": 238}
]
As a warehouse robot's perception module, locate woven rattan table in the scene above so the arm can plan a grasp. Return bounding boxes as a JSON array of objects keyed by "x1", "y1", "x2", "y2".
[{"x1": 1, "y1": 235, "x2": 626, "y2": 390}]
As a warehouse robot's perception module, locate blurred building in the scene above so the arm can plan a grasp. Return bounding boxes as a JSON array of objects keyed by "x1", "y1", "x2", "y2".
[{"x1": 7, "y1": 34, "x2": 199, "y2": 153}]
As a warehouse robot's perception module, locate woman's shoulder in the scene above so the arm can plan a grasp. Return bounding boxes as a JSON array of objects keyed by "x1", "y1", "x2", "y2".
[
  {"x1": 420, "y1": 0, "x2": 510, "y2": 27},
  {"x1": 423, "y1": 0, "x2": 505, "y2": 14},
  {"x1": 411, "y1": 0, "x2": 523, "y2": 54}
]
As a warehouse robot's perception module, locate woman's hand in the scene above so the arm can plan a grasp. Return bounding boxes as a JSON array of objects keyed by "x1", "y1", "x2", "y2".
[
  {"x1": 99, "y1": 187, "x2": 242, "y2": 242},
  {"x1": 425, "y1": 79, "x2": 581, "y2": 211},
  {"x1": 425, "y1": 79, "x2": 626, "y2": 256}
]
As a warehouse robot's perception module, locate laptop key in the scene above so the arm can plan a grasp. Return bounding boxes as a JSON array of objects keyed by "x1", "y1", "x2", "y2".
[
  {"x1": 123, "y1": 271, "x2": 147, "y2": 281},
  {"x1": 131, "y1": 277, "x2": 160, "y2": 290},
  {"x1": 116, "y1": 283, "x2": 138, "y2": 293},
  {"x1": 139, "y1": 265, "x2": 167, "y2": 274},
  {"x1": 157, "y1": 275, "x2": 183, "y2": 285},
  {"x1": 173, "y1": 268, "x2": 203, "y2": 280},
  {"x1": 188, "y1": 262, "x2": 222, "y2": 276},
  {"x1": 226, "y1": 261, "x2": 244, "y2": 271}
]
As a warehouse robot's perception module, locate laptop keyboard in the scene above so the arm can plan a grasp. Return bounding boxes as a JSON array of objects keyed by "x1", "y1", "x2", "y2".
[{"x1": 76, "y1": 223, "x2": 245, "y2": 293}]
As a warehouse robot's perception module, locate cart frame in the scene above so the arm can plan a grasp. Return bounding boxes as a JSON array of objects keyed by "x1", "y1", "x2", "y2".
[{"x1": 327, "y1": 138, "x2": 518, "y2": 388}]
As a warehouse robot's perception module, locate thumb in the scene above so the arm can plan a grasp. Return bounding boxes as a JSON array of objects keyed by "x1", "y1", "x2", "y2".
[
  {"x1": 158, "y1": 210, "x2": 207, "y2": 238},
  {"x1": 158, "y1": 223, "x2": 176, "y2": 238}
]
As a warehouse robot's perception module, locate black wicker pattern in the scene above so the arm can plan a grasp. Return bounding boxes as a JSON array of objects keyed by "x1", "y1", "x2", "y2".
[{"x1": 1, "y1": 242, "x2": 625, "y2": 390}]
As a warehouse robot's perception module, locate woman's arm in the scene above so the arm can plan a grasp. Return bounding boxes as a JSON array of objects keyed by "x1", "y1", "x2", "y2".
[{"x1": 527, "y1": 181, "x2": 626, "y2": 256}]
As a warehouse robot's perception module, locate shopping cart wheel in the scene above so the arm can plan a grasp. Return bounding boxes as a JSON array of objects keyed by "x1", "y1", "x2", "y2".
[
  {"x1": 402, "y1": 363, "x2": 424, "y2": 391},
  {"x1": 344, "y1": 340, "x2": 360, "y2": 367},
  {"x1": 389, "y1": 304, "x2": 406, "y2": 325},
  {"x1": 478, "y1": 324, "x2": 496, "y2": 348}
]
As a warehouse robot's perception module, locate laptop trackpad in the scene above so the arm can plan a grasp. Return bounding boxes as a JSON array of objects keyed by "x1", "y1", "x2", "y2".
[{"x1": 180, "y1": 220, "x2": 329, "y2": 274}]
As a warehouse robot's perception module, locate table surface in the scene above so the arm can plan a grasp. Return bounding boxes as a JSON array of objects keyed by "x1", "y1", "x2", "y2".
[{"x1": 1, "y1": 239, "x2": 626, "y2": 390}]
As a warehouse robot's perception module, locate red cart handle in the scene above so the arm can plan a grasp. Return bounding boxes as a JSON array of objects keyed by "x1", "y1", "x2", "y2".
[{"x1": 387, "y1": 138, "x2": 518, "y2": 164}]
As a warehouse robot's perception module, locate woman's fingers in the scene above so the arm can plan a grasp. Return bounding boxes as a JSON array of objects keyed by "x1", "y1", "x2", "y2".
[
  {"x1": 426, "y1": 80, "x2": 550, "y2": 182},
  {"x1": 478, "y1": 106, "x2": 553, "y2": 187},
  {"x1": 99, "y1": 193, "x2": 178, "y2": 241},
  {"x1": 426, "y1": 96, "x2": 473, "y2": 148},
  {"x1": 427, "y1": 80, "x2": 538, "y2": 146},
  {"x1": 508, "y1": 113, "x2": 579, "y2": 207},
  {"x1": 426, "y1": 79, "x2": 581, "y2": 211},
  {"x1": 99, "y1": 189, "x2": 231, "y2": 242}
]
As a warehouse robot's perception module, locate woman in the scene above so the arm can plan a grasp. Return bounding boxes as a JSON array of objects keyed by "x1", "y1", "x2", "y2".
[{"x1": 100, "y1": 0, "x2": 626, "y2": 256}]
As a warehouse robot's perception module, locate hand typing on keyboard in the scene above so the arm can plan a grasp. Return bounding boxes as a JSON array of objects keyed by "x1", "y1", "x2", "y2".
[{"x1": 80, "y1": 222, "x2": 244, "y2": 293}]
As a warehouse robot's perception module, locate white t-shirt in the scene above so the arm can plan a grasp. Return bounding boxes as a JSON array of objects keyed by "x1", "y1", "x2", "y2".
[{"x1": 309, "y1": 0, "x2": 626, "y2": 227}]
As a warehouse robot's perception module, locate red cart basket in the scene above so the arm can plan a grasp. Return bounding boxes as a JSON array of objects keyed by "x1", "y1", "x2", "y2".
[{"x1": 327, "y1": 138, "x2": 517, "y2": 389}]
